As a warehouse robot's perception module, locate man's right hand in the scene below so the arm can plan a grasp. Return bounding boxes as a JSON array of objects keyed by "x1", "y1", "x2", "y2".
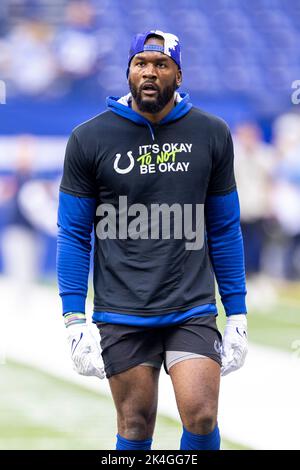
[{"x1": 67, "y1": 323, "x2": 106, "y2": 379}]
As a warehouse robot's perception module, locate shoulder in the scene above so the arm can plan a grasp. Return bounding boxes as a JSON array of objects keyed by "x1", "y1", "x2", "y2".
[
  {"x1": 72, "y1": 110, "x2": 115, "y2": 143},
  {"x1": 188, "y1": 107, "x2": 230, "y2": 138},
  {"x1": 67, "y1": 110, "x2": 119, "y2": 158}
]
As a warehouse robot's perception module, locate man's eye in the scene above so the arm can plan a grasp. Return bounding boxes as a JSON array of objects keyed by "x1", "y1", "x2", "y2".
[
  {"x1": 157, "y1": 63, "x2": 167, "y2": 68},
  {"x1": 137, "y1": 62, "x2": 145, "y2": 67}
]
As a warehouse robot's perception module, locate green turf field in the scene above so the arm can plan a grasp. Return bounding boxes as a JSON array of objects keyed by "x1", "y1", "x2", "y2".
[
  {"x1": 3, "y1": 279, "x2": 299, "y2": 451},
  {"x1": 216, "y1": 281, "x2": 300, "y2": 353},
  {"x1": 0, "y1": 361, "x2": 248, "y2": 450}
]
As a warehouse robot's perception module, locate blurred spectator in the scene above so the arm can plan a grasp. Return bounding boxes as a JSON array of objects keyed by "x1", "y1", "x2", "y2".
[
  {"x1": 271, "y1": 113, "x2": 300, "y2": 280},
  {"x1": 3, "y1": 16, "x2": 57, "y2": 95},
  {"x1": 0, "y1": 135, "x2": 41, "y2": 283},
  {"x1": 18, "y1": 177, "x2": 59, "y2": 237},
  {"x1": 234, "y1": 122, "x2": 274, "y2": 277},
  {"x1": 54, "y1": 1, "x2": 100, "y2": 79}
]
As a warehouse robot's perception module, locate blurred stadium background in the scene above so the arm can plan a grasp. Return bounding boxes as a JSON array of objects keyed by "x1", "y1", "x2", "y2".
[{"x1": 0, "y1": 0, "x2": 300, "y2": 450}]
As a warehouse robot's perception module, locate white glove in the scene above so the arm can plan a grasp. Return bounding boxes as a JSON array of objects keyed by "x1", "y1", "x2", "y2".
[
  {"x1": 67, "y1": 323, "x2": 105, "y2": 379},
  {"x1": 221, "y1": 314, "x2": 248, "y2": 376}
]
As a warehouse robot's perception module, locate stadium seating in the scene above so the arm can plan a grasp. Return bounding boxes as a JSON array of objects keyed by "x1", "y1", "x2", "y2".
[{"x1": 0, "y1": 0, "x2": 299, "y2": 132}]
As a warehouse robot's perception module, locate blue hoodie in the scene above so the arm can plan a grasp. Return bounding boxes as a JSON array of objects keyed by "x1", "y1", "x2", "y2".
[{"x1": 106, "y1": 92, "x2": 193, "y2": 140}]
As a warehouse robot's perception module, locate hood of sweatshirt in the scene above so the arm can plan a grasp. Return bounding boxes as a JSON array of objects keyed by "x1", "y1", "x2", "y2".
[{"x1": 106, "y1": 92, "x2": 192, "y2": 140}]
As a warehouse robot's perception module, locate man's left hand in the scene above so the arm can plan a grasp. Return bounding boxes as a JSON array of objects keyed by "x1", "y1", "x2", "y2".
[{"x1": 221, "y1": 314, "x2": 248, "y2": 376}]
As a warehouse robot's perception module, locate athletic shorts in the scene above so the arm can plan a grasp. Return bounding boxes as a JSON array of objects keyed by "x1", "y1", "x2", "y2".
[{"x1": 96, "y1": 315, "x2": 222, "y2": 379}]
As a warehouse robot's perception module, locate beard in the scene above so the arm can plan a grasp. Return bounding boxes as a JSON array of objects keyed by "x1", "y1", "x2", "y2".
[{"x1": 129, "y1": 78, "x2": 177, "y2": 114}]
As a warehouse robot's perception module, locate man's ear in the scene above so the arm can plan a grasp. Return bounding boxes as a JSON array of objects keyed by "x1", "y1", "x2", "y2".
[{"x1": 176, "y1": 69, "x2": 182, "y2": 88}]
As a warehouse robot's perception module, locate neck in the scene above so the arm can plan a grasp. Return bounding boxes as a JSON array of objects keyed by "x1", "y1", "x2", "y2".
[{"x1": 131, "y1": 95, "x2": 176, "y2": 124}]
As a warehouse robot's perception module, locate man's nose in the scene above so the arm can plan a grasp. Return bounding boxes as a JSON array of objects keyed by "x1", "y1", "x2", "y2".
[{"x1": 142, "y1": 63, "x2": 157, "y2": 78}]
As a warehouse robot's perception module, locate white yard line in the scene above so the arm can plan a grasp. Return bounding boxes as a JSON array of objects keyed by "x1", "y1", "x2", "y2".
[{"x1": 1, "y1": 278, "x2": 300, "y2": 450}]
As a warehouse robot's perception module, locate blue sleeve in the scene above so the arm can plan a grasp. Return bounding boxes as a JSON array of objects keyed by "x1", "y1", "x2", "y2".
[
  {"x1": 56, "y1": 190, "x2": 96, "y2": 315},
  {"x1": 205, "y1": 190, "x2": 247, "y2": 316}
]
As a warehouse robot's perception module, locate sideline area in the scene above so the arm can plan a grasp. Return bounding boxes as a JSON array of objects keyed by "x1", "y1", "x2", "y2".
[{"x1": 1, "y1": 278, "x2": 299, "y2": 450}]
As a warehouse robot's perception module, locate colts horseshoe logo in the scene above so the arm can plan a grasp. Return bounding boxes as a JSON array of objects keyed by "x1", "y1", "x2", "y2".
[{"x1": 114, "y1": 151, "x2": 135, "y2": 174}]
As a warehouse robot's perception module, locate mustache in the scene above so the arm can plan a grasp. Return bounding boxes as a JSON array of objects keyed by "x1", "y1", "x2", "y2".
[{"x1": 140, "y1": 81, "x2": 160, "y2": 92}]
